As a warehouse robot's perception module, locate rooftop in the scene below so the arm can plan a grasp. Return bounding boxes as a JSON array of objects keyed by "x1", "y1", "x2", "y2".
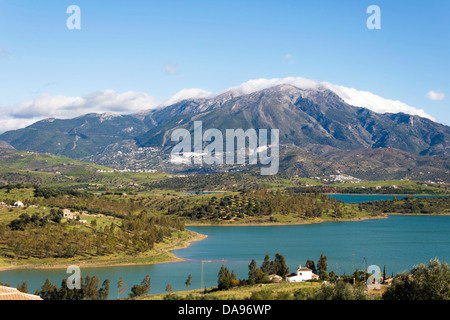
[{"x1": 0, "y1": 286, "x2": 43, "y2": 300}]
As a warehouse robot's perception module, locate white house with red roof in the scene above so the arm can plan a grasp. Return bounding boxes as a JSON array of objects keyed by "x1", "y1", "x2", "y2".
[{"x1": 285, "y1": 265, "x2": 319, "y2": 282}]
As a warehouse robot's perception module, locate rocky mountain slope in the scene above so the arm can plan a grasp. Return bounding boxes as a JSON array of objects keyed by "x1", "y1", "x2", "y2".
[{"x1": 1, "y1": 84, "x2": 449, "y2": 180}]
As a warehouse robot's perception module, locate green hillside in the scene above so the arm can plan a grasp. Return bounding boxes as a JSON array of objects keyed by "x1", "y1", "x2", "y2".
[{"x1": 0, "y1": 148, "x2": 169, "y2": 189}]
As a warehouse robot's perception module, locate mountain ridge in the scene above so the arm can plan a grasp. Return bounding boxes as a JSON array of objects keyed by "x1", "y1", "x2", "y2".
[
  {"x1": 0, "y1": 84, "x2": 448, "y2": 181},
  {"x1": 135, "y1": 84, "x2": 449, "y2": 157}
]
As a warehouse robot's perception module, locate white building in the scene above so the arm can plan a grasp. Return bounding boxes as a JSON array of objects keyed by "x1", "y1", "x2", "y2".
[
  {"x1": 285, "y1": 265, "x2": 319, "y2": 283},
  {"x1": 62, "y1": 209, "x2": 74, "y2": 219},
  {"x1": 14, "y1": 201, "x2": 24, "y2": 208}
]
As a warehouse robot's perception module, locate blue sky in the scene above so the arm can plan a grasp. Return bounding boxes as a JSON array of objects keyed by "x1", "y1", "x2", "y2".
[{"x1": 0, "y1": 0, "x2": 449, "y2": 130}]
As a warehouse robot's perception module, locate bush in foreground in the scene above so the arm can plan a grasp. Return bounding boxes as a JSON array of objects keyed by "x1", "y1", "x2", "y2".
[{"x1": 383, "y1": 258, "x2": 450, "y2": 300}]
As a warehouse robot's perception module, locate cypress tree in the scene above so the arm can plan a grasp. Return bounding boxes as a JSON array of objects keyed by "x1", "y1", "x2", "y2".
[
  {"x1": 274, "y1": 253, "x2": 289, "y2": 277},
  {"x1": 305, "y1": 259, "x2": 317, "y2": 274},
  {"x1": 318, "y1": 253, "x2": 329, "y2": 280}
]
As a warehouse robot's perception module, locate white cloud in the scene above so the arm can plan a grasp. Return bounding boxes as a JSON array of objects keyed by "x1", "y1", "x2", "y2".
[
  {"x1": 330, "y1": 85, "x2": 434, "y2": 119},
  {"x1": 10, "y1": 90, "x2": 158, "y2": 119},
  {"x1": 162, "y1": 88, "x2": 216, "y2": 106},
  {"x1": 0, "y1": 90, "x2": 159, "y2": 133},
  {"x1": 1, "y1": 76, "x2": 439, "y2": 134},
  {"x1": 426, "y1": 90, "x2": 446, "y2": 101},
  {"x1": 0, "y1": 117, "x2": 40, "y2": 134},
  {"x1": 227, "y1": 77, "x2": 320, "y2": 95}
]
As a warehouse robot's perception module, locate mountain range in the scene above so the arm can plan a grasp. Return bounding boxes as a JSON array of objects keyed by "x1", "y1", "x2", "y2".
[{"x1": 1, "y1": 84, "x2": 449, "y2": 181}]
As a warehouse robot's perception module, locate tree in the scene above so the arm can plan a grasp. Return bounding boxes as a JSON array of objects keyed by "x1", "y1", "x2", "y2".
[
  {"x1": 317, "y1": 253, "x2": 329, "y2": 281},
  {"x1": 218, "y1": 265, "x2": 232, "y2": 289},
  {"x1": 38, "y1": 278, "x2": 58, "y2": 300},
  {"x1": 383, "y1": 258, "x2": 450, "y2": 300},
  {"x1": 185, "y1": 274, "x2": 192, "y2": 289},
  {"x1": 218, "y1": 278, "x2": 231, "y2": 291},
  {"x1": 218, "y1": 265, "x2": 231, "y2": 284},
  {"x1": 98, "y1": 279, "x2": 110, "y2": 300},
  {"x1": 305, "y1": 259, "x2": 317, "y2": 274},
  {"x1": 17, "y1": 281, "x2": 28, "y2": 293},
  {"x1": 129, "y1": 275, "x2": 151, "y2": 299},
  {"x1": 248, "y1": 259, "x2": 258, "y2": 283},
  {"x1": 329, "y1": 271, "x2": 338, "y2": 283},
  {"x1": 261, "y1": 254, "x2": 274, "y2": 275},
  {"x1": 230, "y1": 270, "x2": 240, "y2": 288},
  {"x1": 83, "y1": 275, "x2": 100, "y2": 300},
  {"x1": 274, "y1": 253, "x2": 289, "y2": 277},
  {"x1": 117, "y1": 277, "x2": 127, "y2": 299}
]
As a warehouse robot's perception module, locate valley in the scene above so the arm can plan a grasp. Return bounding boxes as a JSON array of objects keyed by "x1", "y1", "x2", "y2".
[{"x1": 0, "y1": 147, "x2": 448, "y2": 272}]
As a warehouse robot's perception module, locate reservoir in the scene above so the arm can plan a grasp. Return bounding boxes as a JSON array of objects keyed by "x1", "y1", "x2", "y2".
[
  {"x1": 327, "y1": 194, "x2": 447, "y2": 203},
  {"x1": 1, "y1": 214, "x2": 450, "y2": 298}
]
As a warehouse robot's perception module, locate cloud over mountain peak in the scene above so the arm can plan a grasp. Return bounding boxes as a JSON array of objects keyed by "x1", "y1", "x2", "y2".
[
  {"x1": 0, "y1": 76, "x2": 437, "y2": 134},
  {"x1": 224, "y1": 77, "x2": 435, "y2": 121}
]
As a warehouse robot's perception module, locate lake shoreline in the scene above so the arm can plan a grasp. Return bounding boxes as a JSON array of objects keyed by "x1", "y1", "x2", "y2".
[
  {"x1": 326, "y1": 193, "x2": 448, "y2": 196},
  {"x1": 185, "y1": 214, "x2": 390, "y2": 227},
  {"x1": 0, "y1": 230, "x2": 208, "y2": 273},
  {"x1": 2, "y1": 212, "x2": 449, "y2": 272}
]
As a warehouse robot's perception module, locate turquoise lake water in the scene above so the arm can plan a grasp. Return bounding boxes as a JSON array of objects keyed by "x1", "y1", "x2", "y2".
[
  {"x1": 1, "y1": 214, "x2": 450, "y2": 298},
  {"x1": 0, "y1": 195, "x2": 447, "y2": 298}
]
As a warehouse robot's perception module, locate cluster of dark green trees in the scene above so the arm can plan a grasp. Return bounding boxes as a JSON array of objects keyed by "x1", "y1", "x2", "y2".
[
  {"x1": 147, "y1": 172, "x2": 263, "y2": 191},
  {"x1": 359, "y1": 196, "x2": 450, "y2": 215},
  {"x1": 9, "y1": 258, "x2": 447, "y2": 300},
  {"x1": 33, "y1": 186, "x2": 84, "y2": 199},
  {"x1": 216, "y1": 253, "x2": 291, "y2": 290},
  {"x1": 216, "y1": 253, "x2": 330, "y2": 291},
  {"x1": 8, "y1": 209, "x2": 63, "y2": 231},
  {"x1": 6, "y1": 274, "x2": 152, "y2": 300},
  {"x1": 0, "y1": 212, "x2": 182, "y2": 259},
  {"x1": 172, "y1": 190, "x2": 345, "y2": 221},
  {"x1": 248, "y1": 258, "x2": 450, "y2": 301},
  {"x1": 37, "y1": 276, "x2": 111, "y2": 300}
]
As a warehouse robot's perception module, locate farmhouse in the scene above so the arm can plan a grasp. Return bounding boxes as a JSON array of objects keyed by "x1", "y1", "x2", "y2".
[
  {"x1": 13, "y1": 201, "x2": 24, "y2": 208},
  {"x1": 285, "y1": 265, "x2": 319, "y2": 283},
  {"x1": 62, "y1": 209, "x2": 74, "y2": 219}
]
